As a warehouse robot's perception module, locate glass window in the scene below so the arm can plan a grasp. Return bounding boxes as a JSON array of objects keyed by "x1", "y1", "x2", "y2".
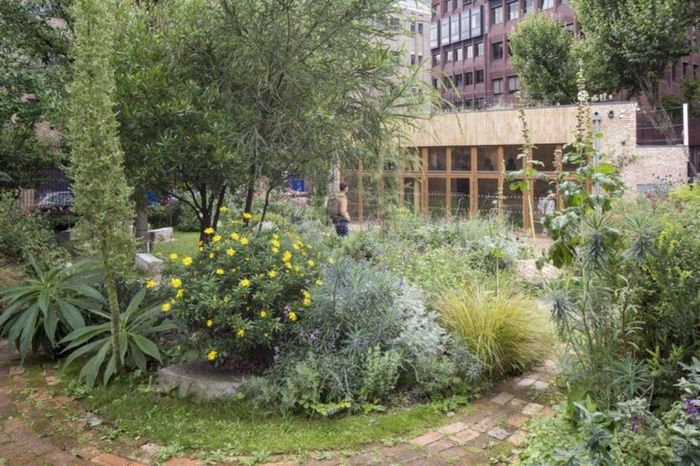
[
  {"x1": 465, "y1": 71, "x2": 473, "y2": 85},
  {"x1": 403, "y1": 178, "x2": 421, "y2": 214},
  {"x1": 493, "y1": 78, "x2": 503, "y2": 95},
  {"x1": 432, "y1": 51, "x2": 441, "y2": 66},
  {"x1": 410, "y1": 22, "x2": 416, "y2": 33},
  {"x1": 451, "y1": 178, "x2": 471, "y2": 217},
  {"x1": 542, "y1": 0, "x2": 553, "y2": 9},
  {"x1": 508, "y1": 75, "x2": 519, "y2": 93},
  {"x1": 492, "y1": 5, "x2": 503, "y2": 25},
  {"x1": 477, "y1": 178, "x2": 498, "y2": 214},
  {"x1": 507, "y1": 1, "x2": 519, "y2": 20},
  {"x1": 441, "y1": 18, "x2": 450, "y2": 45},
  {"x1": 428, "y1": 178, "x2": 447, "y2": 218},
  {"x1": 492, "y1": 41, "x2": 503, "y2": 60},
  {"x1": 418, "y1": 23, "x2": 424, "y2": 35},
  {"x1": 524, "y1": 0, "x2": 534, "y2": 14},
  {"x1": 460, "y1": 10, "x2": 470, "y2": 40},
  {"x1": 456, "y1": 47, "x2": 463, "y2": 61},
  {"x1": 470, "y1": 6, "x2": 482, "y2": 37},
  {"x1": 450, "y1": 14, "x2": 460, "y2": 43},
  {"x1": 411, "y1": 54, "x2": 416, "y2": 65},
  {"x1": 431, "y1": 22, "x2": 439, "y2": 48},
  {"x1": 428, "y1": 148, "x2": 447, "y2": 171},
  {"x1": 455, "y1": 74, "x2": 463, "y2": 88},
  {"x1": 478, "y1": 147, "x2": 498, "y2": 171},
  {"x1": 475, "y1": 69, "x2": 484, "y2": 83},
  {"x1": 389, "y1": 17, "x2": 400, "y2": 30},
  {"x1": 451, "y1": 147, "x2": 471, "y2": 171},
  {"x1": 475, "y1": 41, "x2": 484, "y2": 57},
  {"x1": 466, "y1": 44, "x2": 473, "y2": 59}
]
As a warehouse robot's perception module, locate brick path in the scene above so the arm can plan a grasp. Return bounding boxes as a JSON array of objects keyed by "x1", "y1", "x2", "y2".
[{"x1": 0, "y1": 339, "x2": 556, "y2": 465}]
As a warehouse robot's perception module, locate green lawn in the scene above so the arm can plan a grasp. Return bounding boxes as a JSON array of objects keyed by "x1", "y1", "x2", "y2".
[
  {"x1": 56, "y1": 368, "x2": 474, "y2": 458},
  {"x1": 152, "y1": 231, "x2": 200, "y2": 259}
]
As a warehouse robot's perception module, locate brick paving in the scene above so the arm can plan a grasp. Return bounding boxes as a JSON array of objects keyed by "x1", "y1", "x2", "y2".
[{"x1": 0, "y1": 339, "x2": 556, "y2": 465}]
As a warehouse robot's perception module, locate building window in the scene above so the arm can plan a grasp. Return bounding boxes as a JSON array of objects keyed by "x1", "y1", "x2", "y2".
[
  {"x1": 507, "y1": 1, "x2": 519, "y2": 21},
  {"x1": 508, "y1": 75, "x2": 519, "y2": 93},
  {"x1": 389, "y1": 17, "x2": 400, "y2": 30},
  {"x1": 475, "y1": 69, "x2": 484, "y2": 84},
  {"x1": 475, "y1": 41, "x2": 484, "y2": 57},
  {"x1": 452, "y1": 0, "x2": 458, "y2": 9},
  {"x1": 470, "y1": 6, "x2": 482, "y2": 37},
  {"x1": 450, "y1": 14, "x2": 460, "y2": 43},
  {"x1": 432, "y1": 51, "x2": 441, "y2": 66},
  {"x1": 465, "y1": 71, "x2": 473, "y2": 85},
  {"x1": 683, "y1": 62, "x2": 689, "y2": 78},
  {"x1": 418, "y1": 54, "x2": 423, "y2": 64},
  {"x1": 493, "y1": 78, "x2": 503, "y2": 95},
  {"x1": 541, "y1": 0, "x2": 553, "y2": 8},
  {"x1": 492, "y1": 41, "x2": 504, "y2": 60},
  {"x1": 443, "y1": 0, "x2": 449, "y2": 13},
  {"x1": 524, "y1": 0, "x2": 534, "y2": 15},
  {"x1": 431, "y1": 22, "x2": 439, "y2": 48},
  {"x1": 460, "y1": 10, "x2": 470, "y2": 40},
  {"x1": 410, "y1": 54, "x2": 417, "y2": 65},
  {"x1": 506, "y1": 39, "x2": 512, "y2": 57},
  {"x1": 474, "y1": 97, "x2": 485, "y2": 108},
  {"x1": 444, "y1": 50, "x2": 450, "y2": 64},
  {"x1": 441, "y1": 17, "x2": 450, "y2": 45},
  {"x1": 671, "y1": 63, "x2": 677, "y2": 81},
  {"x1": 455, "y1": 74, "x2": 463, "y2": 88},
  {"x1": 433, "y1": 78, "x2": 439, "y2": 90},
  {"x1": 418, "y1": 23, "x2": 424, "y2": 35},
  {"x1": 411, "y1": 22, "x2": 416, "y2": 33},
  {"x1": 492, "y1": 4, "x2": 503, "y2": 25},
  {"x1": 456, "y1": 47, "x2": 463, "y2": 61},
  {"x1": 694, "y1": 64, "x2": 698, "y2": 78},
  {"x1": 466, "y1": 44, "x2": 473, "y2": 59}
]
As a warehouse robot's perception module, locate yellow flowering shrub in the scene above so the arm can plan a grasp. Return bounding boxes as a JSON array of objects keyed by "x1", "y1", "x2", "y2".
[{"x1": 162, "y1": 222, "x2": 323, "y2": 366}]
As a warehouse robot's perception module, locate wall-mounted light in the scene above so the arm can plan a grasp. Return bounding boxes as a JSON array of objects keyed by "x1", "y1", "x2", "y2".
[{"x1": 608, "y1": 110, "x2": 615, "y2": 119}]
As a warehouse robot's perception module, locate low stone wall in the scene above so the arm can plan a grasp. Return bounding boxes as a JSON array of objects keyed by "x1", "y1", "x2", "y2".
[{"x1": 620, "y1": 145, "x2": 688, "y2": 193}]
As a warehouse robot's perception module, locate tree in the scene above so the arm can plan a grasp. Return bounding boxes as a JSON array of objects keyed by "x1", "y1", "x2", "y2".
[
  {"x1": 509, "y1": 13, "x2": 578, "y2": 105},
  {"x1": 0, "y1": 0, "x2": 72, "y2": 192},
  {"x1": 572, "y1": 0, "x2": 696, "y2": 142},
  {"x1": 66, "y1": 0, "x2": 134, "y2": 374}
]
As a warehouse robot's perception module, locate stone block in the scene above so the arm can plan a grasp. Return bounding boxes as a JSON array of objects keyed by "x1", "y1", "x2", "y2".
[
  {"x1": 487, "y1": 427, "x2": 510, "y2": 440},
  {"x1": 148, "y1": 227, "x2": 174, "y2": 243},
  {"x1": 438, "y1": 422, "x2": 467, "y2": 435},
  {"x1": 521, "y1": 403, "x2": 544, "y2": 416},
  {"x1": 408, "y1": 431, "x2": 443, "y2": 446},
  {"x1": 491, "y1": 391, "x2": 516, "y2": 405},
  {"x1": 157, "y1": 362, "x2": 246, "y2": 401},
  {"x1": 135, "y1": 253, "x2": 164, "y2": 274}
]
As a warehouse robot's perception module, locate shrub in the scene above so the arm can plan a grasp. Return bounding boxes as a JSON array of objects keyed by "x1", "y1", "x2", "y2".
[
  {"x1": 162, "y1": 218, "x2": 324, "y2": 367},
  {"x1": 148, "y1": 200, "x2": 180, "y2": 228},
  {"x1": 249, "y1": 259, "x2": 482, "y2": 415},
  {"x1": 0, "y1": 193, "x2": 67, "y2": 266},
  {"x1": 61, "y1": 287, "x2": 178, "y2": 386},
  {"x1": 0, "y1": 258, "x2": 103, "y2": 360},
  {"x1": 437, "y1": 282, "x2": 553, "y2": 377}
]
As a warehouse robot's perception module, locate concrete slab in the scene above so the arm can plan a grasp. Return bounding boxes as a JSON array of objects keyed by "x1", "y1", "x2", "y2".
[
  {"x1": 157, "y1": 362, "x2": 247, "y2": 401},
  {"x1": 135, "y1": 253, "x2": 164, "y2": 274},
  {"x1": 148, "y1": 227, "x2": 174, "y2": 243}
]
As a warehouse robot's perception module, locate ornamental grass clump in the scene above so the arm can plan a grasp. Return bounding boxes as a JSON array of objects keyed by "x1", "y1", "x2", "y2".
[
  {"x1": 160, "y1": 213, "x2": 324, "y2": 368},
  {"x1": 437, "y1": 283, "x2": 553, "y2": 377}
]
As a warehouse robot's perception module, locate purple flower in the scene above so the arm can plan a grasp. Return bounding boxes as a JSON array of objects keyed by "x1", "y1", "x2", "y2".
[
  {"x1": 308, "y1": 329, "x2": 320, "y2": 344},
  {"x1": 685, "y1": 399, "x2": 698, "y2": 422},
  {"x1": 631, "y1": 421, "x2": 639, "y2": 433}
]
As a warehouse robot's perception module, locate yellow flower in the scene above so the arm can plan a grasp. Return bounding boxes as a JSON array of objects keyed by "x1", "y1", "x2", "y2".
[
  {"x1": 240, "y1": 237, "x2": 249, "y2": 246},
  {"x1": 169, "y1": 253, "x2": 178, "y2": 261},
  {"x1": 242, "y1": 212, "x2": 252, "y2": 220},
  {"x1": 204, "y1": 227, "x2": 215, "y2": 235},
  {"x1": 288, "y1": 311, "x2": 298, "y2": 322},
  {"x1": 223, "y1": 295, "x2": 231, "y2": 303},
  {"x1": 316, "y1": 279, "x2": 323, "y2": 286},
  {"x1": 169, "y1": 278, "x2": 182, "y2": 289},
  {"x1": 292, "y1": 242, "x2": 301, "y2": 250},
  {"x1": 272, "y1": 233, "x2": 279, "y2": 240},
  {"x1": 282, "y1": 251, "x2": 292, "y2": 262},
  {"x1": 267, "y1": 270, "x2": 277, "y2": 278},
  {"x1": 328, "y1": 257, "x2": 336, "y2": 264},
  {"x1": 302, "y1": 290, "x2": 311, "y2": 298},
  {"x1": 145, "y1": 279, "x2": 157, "y2": 289},
  {"x1": 198, "y1": 246, "x2": 204, "y2": 252},
  {"x1": 209, "y1": 252, "x2": 215, "y2": 259},
  {"x1": 239, "y1": 278, "x2": 251, "y2": 288},
  {"x1": 230, "y1": 232, "x2": 240, "y2": 241},
  {"x1": 219, "y1": 206, "x2": 228, "y2": 213},
  {"x1": 226, "y1": 248, "x2": 236, "y2": 257},
  {"x1": 206, "y1": 319, "x2": 213, "y2": 328},
  {"x1": 307, "y1": 260, "x2": 315, "y2": 268},
  {"x1": 271, "y1": 239, "x2": 281, "y2": 248},
  {"x1": 215, "y1": 268, "x2": 225, "y2": 276},
  {"x1": 294, "y1": 266, "x2": 301, "y2": 272},
  {"x1": 237, "y1": 328, "x2": 246, "y2": 337},
  {"x1": 259, "y1": 310, "x2": 268, "y2": 319},
  {"x1": 212, "y1": 235, "x2": 222, "y2": 243},
  {"x1": 182, "y1": 256, "x2": 193, "y2": 266},
  {"x1": 176, "y1": 289, "x2": 184, "y2": 299},
  {"x1": 284, "y1": 262, "x2": 292, "y2": 269},
  {"x1": 207, "y1": 350, "x2": 218, "y2": 361},
  {"x1": 272, "y1": 247, "x2": 280, "y2": 254},
  {"x1": 161, "y1": 302, "x2": 172, "y2": 313},
  {"x1": 303, "y1": 297, "x2": 311, "y2": 307}
]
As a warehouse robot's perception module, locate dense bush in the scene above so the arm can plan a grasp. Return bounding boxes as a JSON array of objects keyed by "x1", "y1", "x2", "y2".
[
  {"x1": 162, "y1": 217, "x2": 324, "y2": 367},
  {"x1": 0, "y1": 193, "x2": 67, "y2": 266},
  {"x1": 517, "y1": 358, "x2": 700, "y2": 465},
  {"x1": 148, "y1": 200, "x2": 180, "y2": 228},
  {"x1": 242, "y1": 259, "x2": 482, "y2": 415},
  {"x1": 437, "y1": 282, "x2": 553, "y2": 377}
]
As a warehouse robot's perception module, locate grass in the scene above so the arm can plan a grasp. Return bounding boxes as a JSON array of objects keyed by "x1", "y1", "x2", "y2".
[
  {"x1": 0, "y1": 261, "x2": 25, "y2": 289},
  {"x1": 57, "y1": 366, "x2": 474, "y2": 456},
  {"x1": 152, "y1": 231, "x2": 199, "y2": 259},
  {"x1": 437, "y1": 282, "x2": 554, "y2": 377}
]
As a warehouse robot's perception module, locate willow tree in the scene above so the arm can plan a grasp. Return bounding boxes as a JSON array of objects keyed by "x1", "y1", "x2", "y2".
[{"x1": 66, "y1": 0, "x2": 134, "y2": 374}]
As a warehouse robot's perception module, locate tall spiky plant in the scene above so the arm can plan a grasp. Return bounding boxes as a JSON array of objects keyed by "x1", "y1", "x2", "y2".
[{"x1": 66, "y1": 0, "x2": 135, "y2": 375}]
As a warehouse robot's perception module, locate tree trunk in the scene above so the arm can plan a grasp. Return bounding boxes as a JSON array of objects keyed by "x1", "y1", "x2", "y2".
[
  {"x1": 134, "y1": 185, "x2": 149, "y2": 252},
  {"x1": 642, "y1": 80, "x2": 678, "y2": 144},
  {"x1": 243, "y1": 163, "x2": 257, "y2": 225},
  {"x1": 101, "y1": 241, "x2": 123, "y2": 375},
  {"x1": 198, "y1": 207, "x2": 211, "y2": 244}
]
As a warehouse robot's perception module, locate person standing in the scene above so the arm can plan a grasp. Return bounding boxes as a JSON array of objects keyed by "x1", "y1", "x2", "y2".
[{"x1": 326, "y1": 182, "x2": 351, "y2": 236}]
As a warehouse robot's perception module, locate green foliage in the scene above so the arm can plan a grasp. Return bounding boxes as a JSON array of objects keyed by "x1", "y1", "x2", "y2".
[
  {"x1": 247, "y1": 259, "x2": 481, "y2": 415},
  {"x1": 437, "y1": 282, "x2": 553, "y2": 377},
  {"x1": 0, "y1": 193, "x2": 67, "y2": 266},
  {"x1": 0, "y1": 258, "x2": 102, "y2": 361},
  {"x1": 509, "y1": 14, "x2": 578, "y2": 105},
  {"x1": 161, "y1": 217, "x2": 323, "y2": 366},
  {"x1": 61, "y1": 288, "x2": 177, "y2": 386}
]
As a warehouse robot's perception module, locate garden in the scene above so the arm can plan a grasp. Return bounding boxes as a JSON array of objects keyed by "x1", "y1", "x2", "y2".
[{"x1": 1, "y1": 0, "x2": 700, "y2": 465}]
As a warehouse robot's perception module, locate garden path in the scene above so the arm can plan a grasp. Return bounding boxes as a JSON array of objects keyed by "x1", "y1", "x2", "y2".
[{"x1": 0, "y1": 339, "x2": 556, "y2": 466}]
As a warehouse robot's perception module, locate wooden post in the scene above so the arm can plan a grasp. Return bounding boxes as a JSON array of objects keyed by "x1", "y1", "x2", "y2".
[
  {"x1": 497, "y1": 145, "x2": 504, "y2": 217},
  {"x1": 554, "y1": 144, "x2": 563, "y2": 210},
  {"x1": 470, "y1": 146, "x2": 478, "y2": 218},
  {"x1": 445, "y1": 147, "x2": 452, "y2": 217},
  {"x1": 421, "y1": 148, "x2": 428, "y2": 217},
  {"x1": 522, "y1": 148, "x2": 534, "y2": 232}
]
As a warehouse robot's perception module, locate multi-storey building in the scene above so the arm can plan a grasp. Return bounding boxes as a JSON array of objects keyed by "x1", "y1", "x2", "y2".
[
  {"x1": 430, "y1": 0, "x2": 700, "y2": 109},
  {"x1": 430, "y1": 0, "x2": 574, "y2": 108},
  {"x1": 392, "y1": 0, "x2": 433, "y2": 86}
]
